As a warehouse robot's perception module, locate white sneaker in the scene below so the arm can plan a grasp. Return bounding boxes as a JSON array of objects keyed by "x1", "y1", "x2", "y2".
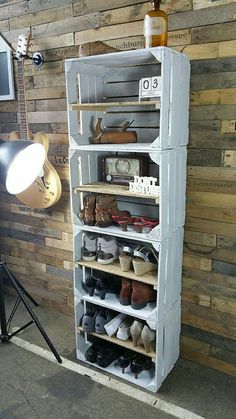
[
  {"x1": 81, "y1": 232, "x2": 97, "y2": 261},
  {"x1": 104, "y1": 313, "x2": 127, "y2": 336},
  {"x1": 116, "y1": 317, "x2": 133, "y2": 341},
  {"x1": 97, "y1": 235, "x2": 119, "y2": 264}
]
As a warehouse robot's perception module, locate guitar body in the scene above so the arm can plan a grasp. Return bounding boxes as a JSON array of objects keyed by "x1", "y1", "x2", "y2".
[{"x1": 9, "y1": 131, "x2": 62, "y2": 209}]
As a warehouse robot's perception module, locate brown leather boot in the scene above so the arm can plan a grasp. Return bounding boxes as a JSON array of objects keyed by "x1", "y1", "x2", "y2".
[
  {"x1": 95, "y1": 195, "x2": 130, "y2": 228},
  {"x1": 120, "y1": 278, "x2": 132, "y2": 306},
  {"x1": 131, "y1": 281, "x2": 156, "y2": 310},
  {"x1": 83, "y1": 195, "x2": 97, "y2": 226}
]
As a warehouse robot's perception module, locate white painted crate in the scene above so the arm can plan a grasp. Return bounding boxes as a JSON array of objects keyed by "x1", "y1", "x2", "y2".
[
  {"x1": 65, "y1": 47, "x2": 190, "y2": 150},
  {"x1": 73, "y1": 227, "x2": 183, "y2": 331},
  {"x1": 69, "y1": 147, "x2": 187, "y2": 241}
]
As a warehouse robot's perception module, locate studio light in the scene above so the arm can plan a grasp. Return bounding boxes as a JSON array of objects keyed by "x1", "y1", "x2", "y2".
[{"x1": 0, "y1": 139, "x2": 45, "y2": 194}]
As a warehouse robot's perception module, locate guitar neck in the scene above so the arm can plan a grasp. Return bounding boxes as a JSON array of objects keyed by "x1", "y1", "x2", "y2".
[{"x1": 17, "y1": 59, "x2": 29, "y2": 140}]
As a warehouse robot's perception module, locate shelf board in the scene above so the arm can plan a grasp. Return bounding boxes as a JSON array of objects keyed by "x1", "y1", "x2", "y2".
[
  {"x1": 77, "y1": 259, "x2": 157, "y2": 288},
  {"x1": 77, "y1": 326, "x2": 155, "y2": 359},
  {"x1": 81, "y1": 293, "x2": 156, "y2": 324},
  {"x1": 70, "y1": 142, "x2": 161, "y2": 153},
  {"x1": 69, "y1": 100, "x2": 160, "y2": 111},
  {"x1": 78, "y1": 223, "x2": 159, "y2": 243},
  {"x1": 74, "y1": 182, "x2": 159, "y2": 202}
]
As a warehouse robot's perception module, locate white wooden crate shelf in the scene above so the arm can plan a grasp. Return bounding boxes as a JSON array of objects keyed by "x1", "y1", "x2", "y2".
[{"x1": 66, "y1": 47, "x2": 190, "y2": 392}]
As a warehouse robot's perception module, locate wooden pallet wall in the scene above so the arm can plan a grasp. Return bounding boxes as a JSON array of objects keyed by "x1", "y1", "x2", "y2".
[{"x1": 0, "y1": 0, "x2": 236, "y2": 376}]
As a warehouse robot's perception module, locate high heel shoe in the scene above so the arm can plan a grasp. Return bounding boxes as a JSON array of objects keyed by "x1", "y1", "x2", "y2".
[
  {"x1": 117, "y1": 350, "x2": 136, "y2": 374},
  {"x1": 130, "y1": 320, "x2": 144, "y2": 347},
  {"x1": 132, "y1": 247, "x2": 158, "y2": 276},
  {"x1": 133, "y1": 217, "x2": 159, "y2": 234},
  {"x1": 130, "y1": 355, "x2": 153, "y2": 379},
  {"x1": 119, "y1": 245, "x2": 133, "y2": 272},
  {"x1": 141, "y1": 325, "x2": 156, "y2": 353},
  {"x1": 84, "y1": 276, "x2": 97, "y2": 296},
  {"x1": 95, "y1": 277, "x2": 121, "y2": 300}
]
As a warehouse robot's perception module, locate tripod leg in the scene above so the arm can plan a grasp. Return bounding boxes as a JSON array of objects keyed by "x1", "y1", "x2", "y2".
[
  {"x1": 12, "y1": 274, "x2": 39, "y2": 307},
  {"x1": 2, "y1": 263, "x2": 62, "y2": 364},
  {"x1": 0, "y1": 274, "x2": 8, "y2": 340}
]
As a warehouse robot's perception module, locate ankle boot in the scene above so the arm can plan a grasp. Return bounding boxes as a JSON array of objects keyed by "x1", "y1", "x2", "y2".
[
  {"x1": 95, "y1": 195, "x2": 130, "y2": 228},
  {"x1": 80, "y1": 195, "x2": 97, "y2": 226},
  {"x1": 119, "y1": 278, "x2": 132, "y2": 306},
  {"x1": 131, "y1": 281, "x2": 156, "y2": 310}
]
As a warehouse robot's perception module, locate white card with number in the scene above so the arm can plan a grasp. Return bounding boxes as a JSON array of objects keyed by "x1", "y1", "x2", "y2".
[{"x1": 139, "y1": 76, "x2": 162, "y2": 99}]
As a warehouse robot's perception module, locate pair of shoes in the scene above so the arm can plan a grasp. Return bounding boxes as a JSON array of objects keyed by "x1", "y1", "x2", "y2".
[
  {"x1": 112, "y1": 215, "x2": 158, "y2": 233},
  {"x1": 120, "y1": 278, "x2": 156, "y2": 310},
  {"x1": 81, "y1": 308, "x2": 114, "y2": 334},
  {"x1": 119, "y1": 245, "x2": 158, "y2": 276},
  {"x1": 130, "y1": 320, "x2": 156, "y2": 353},
  {"x1": 117, "y1": 351, "x2": 153, "y2": 378},
  {"x1": 85, "y1": 341, "x2": 122, "y2": 368},
  {"x1": 82, "y1": 233, "x2": 119, "y2": 265},
  {"x1": 84, "y1": 274, "x2": 121, "y2": 300},
  {"x1": 103, "y1": 311, "x2": 133, "y2": 341},
  {"x1": 80, "y1": 194, "x2": 130, "y2": 228}
]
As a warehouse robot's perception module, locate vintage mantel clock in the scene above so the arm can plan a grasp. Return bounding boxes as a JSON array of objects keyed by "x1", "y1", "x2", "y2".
[{"x1": 102, "y1": 155, "x2": 149, "y2": 185}]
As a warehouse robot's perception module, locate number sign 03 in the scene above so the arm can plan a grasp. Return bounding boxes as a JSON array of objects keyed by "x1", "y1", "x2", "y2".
[{"x1": 139, "y1": 76, "x2": 161, "y2": 100}]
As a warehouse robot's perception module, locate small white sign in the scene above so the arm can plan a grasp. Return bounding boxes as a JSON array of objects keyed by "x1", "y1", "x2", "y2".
[
  {"x1": 129, "y1": 176, "x2": 160, "y2": 196},
  {"x1": 139, "y1": 76, "x2": 162, "y2": 100}
]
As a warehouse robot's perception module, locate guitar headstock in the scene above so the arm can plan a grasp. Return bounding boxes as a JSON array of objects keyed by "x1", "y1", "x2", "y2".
[{"x1": 16, "y1": 32, "x2": 31, "y2": 61}]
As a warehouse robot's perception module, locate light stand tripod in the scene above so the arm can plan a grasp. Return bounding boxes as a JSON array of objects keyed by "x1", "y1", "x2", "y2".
[{"x1": 0, "y1": 257, "x2": 62, "y2": 363}]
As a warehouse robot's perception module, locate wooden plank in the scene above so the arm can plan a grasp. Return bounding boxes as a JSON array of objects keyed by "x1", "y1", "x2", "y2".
[
  {"x1": 187, "y1": 178, "x2": 236, "y2": 195},
  {"x1": 175, "y1": 43, "x2": 219, "y2": 60},
  {"x1": 183, "y1": 254, "x2": 212, "y2": 271},
  {"x1": 104, "y1": 36, "x2": 144, "y2": 51},
  {"x1": 28, "y1": 0, "x2": 73, "y2": 12},
  {"x1": 182, "y1": 267, "x2": 236, "y2": 290},
  {"x1": 191, "y1": 57, "x2": 236, "y2": 74},
  {"x1": 184, "y1": 241, "x2": 236, "y2": 265},
  {"x1": 183, "y1": 275, "x2": 236, "y2": 300},
  {"x1": 188, "y1": 166, "x2": 236, "y2": 181},
  {"x1": 187, "y1": 205, "x2": 236, "y2": 224},
  {"x1": 193, "y1": 0, "x2": 236, "y2": 10},
  {"x1": 26, "y1": 87, "x2": 66, "y2": 100},
  {"x1": 24, "y1": 61, "x2": 63, "y2": 77},
  {"x1": 32, "y1": 33, "x2": 74, "y2": 51},
  {"x1": 182, "y1": 290, "x2": 211, "y2": 307},
  {"x1": 191, "y1": 72, "x2": 236, "y2": 91},
  {"x1": 34, "y1": 74, "x2": 65, "y2": 89},
  {"x1": 192, "y1": 22, "x2": 236, "y2": 44},
  {"x1": 187, "y1": 149, "x2": 223, "y2": 166},
  {"x1": 191, "y1": 88, "x2": 236, "y2": 106},
  {"x1": 170, "y1": 3, "x2": 236, "y2": 30},
  {"x1": 75, "y1": 21, "x2": 143, "y2": 45},
  {"x1": 32, "y1": 13, "x2": 99, "y2": 38},
  {"x1": 182, "y1": 349, "x2": 236, "y2": 377},
  {"x1": 45, "y1": 237, "x2": 73, "y2": 251},
  {"x1": 213, "y1": 260, "x2": 236, "y2": 276},
  {"x1": 182, "y1": 323, "x2": 236, "y2": 353},
  {"x1": 212, "y1": 297, "x2": 236, "y2": 316},
  {"x1": 186, "y1": 217, "x2": 236, "y2": 237},
  {"x1": 3, "y1": 254, "x2": 47, "y2": 273},
  {"x1": 187, "y1": 191, "x2": 236, "y2": 208},
  {"x1": 0, "y1": 1, "x2": 27, "y2": 19},
  {"x1": 27, "y1": 111, "x2": 67, "y2": 124},
  {"x1": 10, "y1": 4, "x2": 72, "y2": 30},
  {"x1": 75, "y1": 182, "x2": 159, "y2": 201},
  {"x1": 35, "y1": 99, "x2": 67, "y2": 112},
  {"x1": 211, "y1": 346, "x2": 236, "y2": 365},
  {"x1": 0, "y1": 219, "x2": 62, "y2": 239},
  {"x1": 219, "y1": 40, "x2": 236, "y2": 57},
  {"x1": 217, "y1": 235, "x2": 236, "y2": 250},
  {"x1": 182, "y1": 301, "x2": 236, "y2": 340},
  {"x1": 221, "y1": 120, "x2": 236, "y2": 134},
  {"x1": 181, "y1": 336, "x2": 210, "y2": 355},
  {"x1": 184, "y1": 230, "x2": 216, "y2": 247},
  {"x1": 190, "y1": 105, "x2": 236, "y2": 121},
  {"x1": 224, "y1": 150, "x2": 236, "y2": 167}
]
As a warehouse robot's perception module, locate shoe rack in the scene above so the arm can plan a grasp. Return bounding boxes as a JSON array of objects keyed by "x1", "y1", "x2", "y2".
[{"x1": 65, "y1": 47, "x2": 190, "y2": 392}]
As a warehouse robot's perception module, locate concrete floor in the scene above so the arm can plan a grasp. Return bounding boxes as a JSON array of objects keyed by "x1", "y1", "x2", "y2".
[{"x1": 1, "y1": 294, "x2": 236, "y2": 419}]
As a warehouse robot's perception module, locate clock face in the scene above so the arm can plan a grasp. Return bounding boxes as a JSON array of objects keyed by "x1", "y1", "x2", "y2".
[
  {"x1": 115, "y1": 159, "x2": 130, "y2": 174},
  {"x1": 105, "y1": 157, "x2": 141, "y2": 176}
]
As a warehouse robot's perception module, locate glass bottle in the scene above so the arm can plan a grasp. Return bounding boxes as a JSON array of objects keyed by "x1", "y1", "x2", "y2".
[{"x1": 144, "y1": 0, "x2": 168, "y2": 48}]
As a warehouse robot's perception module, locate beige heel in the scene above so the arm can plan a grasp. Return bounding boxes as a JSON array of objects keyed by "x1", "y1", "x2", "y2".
[
  {"x1": 130, "y1": 320, "x2": 143, "y2": 347},
  {"x1": 132, "y1": 247, "x2": 158, "y2": 277},
  {"x1": 141, "y1": 325, "x2": 156, "y2": 354},
  {"x1": 119, "y1": 246, "x2": 133, "y2": 272}
]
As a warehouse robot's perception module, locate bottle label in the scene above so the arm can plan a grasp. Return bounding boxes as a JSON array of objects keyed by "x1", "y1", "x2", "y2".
[{"x1": 144, "y1": 16, "x2": 166, "y2": 36}]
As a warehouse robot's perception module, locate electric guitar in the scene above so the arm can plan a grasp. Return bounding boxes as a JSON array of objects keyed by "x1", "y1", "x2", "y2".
[{"x1": 9, "y1": 33, "x2": 62, "y2": 209}]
